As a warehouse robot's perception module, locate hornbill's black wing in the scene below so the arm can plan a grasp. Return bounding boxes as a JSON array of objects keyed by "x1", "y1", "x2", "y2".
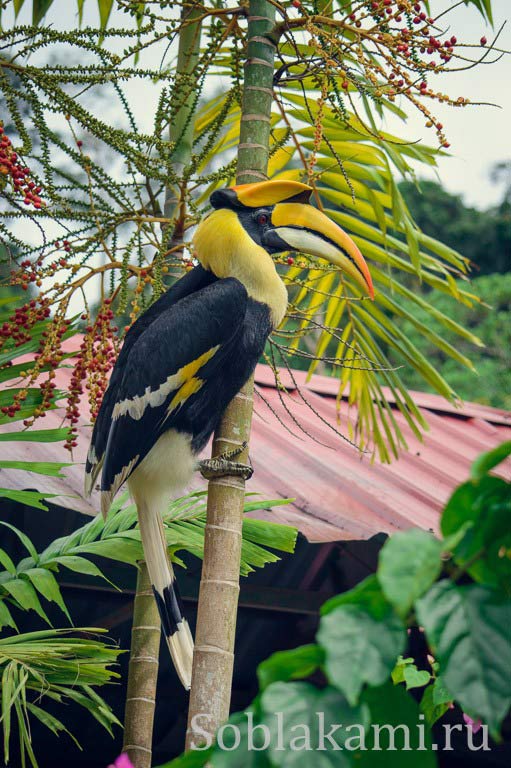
[
  {"x1": 84, "y1": 266, "x2": 216, "y2": 494},
  {"x1": 99, "y1": 277, "x2": 248, "y2": 512}
]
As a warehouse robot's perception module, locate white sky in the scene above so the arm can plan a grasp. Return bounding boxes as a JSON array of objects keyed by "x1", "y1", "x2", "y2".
[
  {"x1": 4, "y1": 0, "x2": 510, "y2": 210},
  {"x1": 384, "y1": 0, "x2": 511, "y2": 209}
]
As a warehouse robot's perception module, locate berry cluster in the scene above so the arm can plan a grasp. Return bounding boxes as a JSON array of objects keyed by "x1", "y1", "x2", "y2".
[
  {"x1": 0, "y1": 300, "x2": 68, "y2": 420},
  {"x1": 0, "y1": 125, "x2": 45, "y2": 209},
  {"x1": 9, "y1": 240, "x2": 75, "y2": 295},
  {"x1": 302, "y1": 0, "x2": 491, "y2": 150},
  {"x1": 65, "y1": 300, "x2": 119, "y2": 451},
  {"x1": 0, "y1": 297, "x2": 51, "y2": 349}
]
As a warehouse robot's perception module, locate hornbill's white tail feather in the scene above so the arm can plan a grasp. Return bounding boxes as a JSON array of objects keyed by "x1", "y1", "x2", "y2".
[{"x1": 134, "y1": 492, "x2": 194, "y2": 690}]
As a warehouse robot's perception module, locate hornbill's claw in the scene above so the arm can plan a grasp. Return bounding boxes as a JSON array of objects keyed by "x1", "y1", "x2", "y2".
[{"x1": 197, "y1": 442, "x2": 253, "y2": 481}]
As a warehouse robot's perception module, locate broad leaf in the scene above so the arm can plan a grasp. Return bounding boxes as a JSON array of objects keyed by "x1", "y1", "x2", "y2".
[
  {"x1": 260, "y1": 681, "x2": 369, "y2": 763},
  {"x1": 257, "y1": 645, "x2": 323, "y2": 691},
  {"x1": 416, "y1": 581, "x2": 511, "y2": 738},
  {"x1": 0, "y1": 460, "x2": 71, "y2": 477},
  {"x1": 0, "y1": 428, "x2": 72, "y2": 443},
  {"x1": 441, "y1": 475, "x2": 511, "y2": 591},
  {"x1": 0, "y1": 489, "x2": 58, "y2": 510},
  {"x1": 360, "y1": 682, "x2": 437, "y2": 767},
  {"x1": 471, "y1": 441, "x2": 511, "y2": 481},
  {"x1": 317, "y1": 590, "x2": 406, "y2": 705},
  {"x1": 378, "y1": 530, "x2": 443, "y2": 617},
  {"x1": 420, "y1": 678, "x2": 452, "y2": 727}
]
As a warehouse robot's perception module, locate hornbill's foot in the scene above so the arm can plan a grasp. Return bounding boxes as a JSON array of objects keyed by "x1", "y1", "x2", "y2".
[{"x1": 198, "y1": 442, "x2": 253, "y2": 481}]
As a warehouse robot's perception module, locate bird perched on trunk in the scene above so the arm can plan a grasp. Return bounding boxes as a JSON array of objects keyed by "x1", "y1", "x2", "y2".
[{"x1": 84, "y1": 179, "x2": 374, "y2": 689}]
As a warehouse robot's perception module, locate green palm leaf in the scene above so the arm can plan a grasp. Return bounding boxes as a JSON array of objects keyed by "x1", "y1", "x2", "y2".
[
  {"x1": 0, "y1": 628, "x2": 121, "y2": 766},
  {"x1": 0, "y1": 491, "x2": 296, "y2": 627}
]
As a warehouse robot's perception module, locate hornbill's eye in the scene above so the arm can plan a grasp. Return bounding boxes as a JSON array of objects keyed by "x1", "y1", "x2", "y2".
[{"x1": 256, "y1": 212, "x2": 268, "y2": 226}]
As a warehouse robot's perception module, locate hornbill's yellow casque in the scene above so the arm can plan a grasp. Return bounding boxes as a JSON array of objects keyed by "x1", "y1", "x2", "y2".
[{"x1": 84, "y1": 179, "x2": 374, "y2": 689}]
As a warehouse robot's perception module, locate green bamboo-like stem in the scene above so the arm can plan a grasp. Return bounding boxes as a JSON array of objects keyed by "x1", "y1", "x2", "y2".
[
  {"x1": 122, "y1": 563, "x2": 161, "y2": 768},
  {"x1": 185, "y1": 0, "x2": 276, "y2": 750},
  {"x1": 163, "y1": 2, "x2": 203, "y2": 244}
]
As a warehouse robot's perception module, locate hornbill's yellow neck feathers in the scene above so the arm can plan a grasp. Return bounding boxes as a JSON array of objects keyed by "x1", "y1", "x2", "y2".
[{"x1": 193, "y1": 179, "x2": 374, "y2": 325}]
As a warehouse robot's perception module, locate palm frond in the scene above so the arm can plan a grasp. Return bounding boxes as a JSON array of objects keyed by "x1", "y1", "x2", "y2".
[
  {"x1": 0, "y1": 628, "x2": 121, "y2": 767},
  {"x1": 0, "y1": 491, "x2": 297, "y2": 630}
]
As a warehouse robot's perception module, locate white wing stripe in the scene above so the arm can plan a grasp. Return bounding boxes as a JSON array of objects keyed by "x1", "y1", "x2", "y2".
[{"x1": 111, "y1": 345, "x2": 220, "y2": 422}]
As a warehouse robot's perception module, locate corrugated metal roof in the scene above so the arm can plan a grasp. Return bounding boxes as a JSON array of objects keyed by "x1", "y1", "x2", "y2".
[{"x1": 1, "y1": 337, "x2": 510, "y2": 542}]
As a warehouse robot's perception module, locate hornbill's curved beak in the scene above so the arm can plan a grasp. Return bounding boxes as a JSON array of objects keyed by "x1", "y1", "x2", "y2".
[
  {"x1": 211, "y1": 180, "x2": 374, "y2": 299},
  {"x1": 265, "y1": 202, "x2": 374, "y2": 300}
]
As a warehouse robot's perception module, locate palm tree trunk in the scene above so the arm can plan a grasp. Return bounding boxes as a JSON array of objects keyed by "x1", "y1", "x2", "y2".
[
  {"x1": 122, "y1": 563, "x2": 161, "y2": 768},
  {"x1": 185, "y1": 0, "x2": 276, "y2": 750}
]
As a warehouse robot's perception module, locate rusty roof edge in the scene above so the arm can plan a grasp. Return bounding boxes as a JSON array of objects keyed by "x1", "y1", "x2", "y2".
[{"x1": 253, "y1": 365, "x2": 511, "y2": 427}]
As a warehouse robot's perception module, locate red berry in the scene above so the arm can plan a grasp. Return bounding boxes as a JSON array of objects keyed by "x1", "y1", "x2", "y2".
[
  {"x1": 287, "y1": 257, "x2": 294, "y2": 265},
  {"x1": 480, "y1": 36, "x2": 487, "y2": 45}
]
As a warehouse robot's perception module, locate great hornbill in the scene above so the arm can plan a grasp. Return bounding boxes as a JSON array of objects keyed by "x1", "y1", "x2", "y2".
[{"x1": 84, "y1": 179, "x2": 374, "y2": 689}]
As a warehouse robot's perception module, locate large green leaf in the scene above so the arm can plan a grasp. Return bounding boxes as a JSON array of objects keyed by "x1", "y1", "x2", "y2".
[
  {"x1": 441, "y1": 475, "x2": 511, "y2": 591},
  {"x1": 420, "y1": 678, "x2": 452, "y2": 727},
  {"x1": 416, "y1": 581, "x2": 511, "y2": 738},
  {"x1": 471, "y1": 441, "x2": 511, "y2": 481},
  {"x1": 0, "y1": 460, "x2": 71, "y2": 476},
  {"x1": 317, "y1": 589, "x2": 406, "y2": 705},
  {"x1": 1, "y1": 578, "x2": 50, "y2": 624},
  {"x1": 257, "y1": 644, "x2": 323, "y2": 691},
  {"x1": 0, "y1": 489, "x2": 58, "y2": 510},
  {"x1": 378, "y1": 530, "x2": 443, "y2": 618},
  {"x1": 0, "y1": 428, "x2": 72, "y2": 443},
  {"x1": 260, "y1": 681, "x2": 369, "y2": 763},
  {"x1": 24, "y1": 567, "x2": 72, "y2": 622},
  {"x1": 360, "y1": 682, "x2": 437, "y2": 767}
]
